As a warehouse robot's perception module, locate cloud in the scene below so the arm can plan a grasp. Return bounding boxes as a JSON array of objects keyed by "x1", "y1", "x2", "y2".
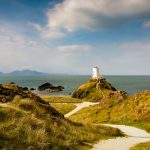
[
  {"x1": 118, "y1": 41, "x2": 150, "y2": 63},
  {"x1": 30, "y1": 23, "x2": 66, "y2": 39},
  {"x1": 0, "y1": 23, "x2": 55, "y2": 72},
  {"x1": 0, "y1": 22, "x2": 150, "y2": 75},
  {"x1": 57, "y1": 44, "x2": 91, "y2": 53},
  {"x1": 0, "y1": 23, "x2": 92, "y2": 74},
  {"x1": 86, "y1": 41, "x2": 150, "y2": 75},
  {"x1": 46, "y1": 0, "x2": 150, "y2": 32},
  {"x1": 144, "y1": 21, "x2": 150, "y2": 27}
]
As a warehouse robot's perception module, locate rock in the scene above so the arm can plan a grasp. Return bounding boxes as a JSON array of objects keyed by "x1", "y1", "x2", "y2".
[
  {"x1": 38, "y1": 83, "x2": 53, "y2": 91},
  {"x1": 30, "y1": 88, "x2": 35, "y2": 91},
  {"x1": 48, "y1": 86, "x2": 64, "y2": 92},
  {"x1": 38, "y1": 83, "x2": 64, "y2": 92},
  {"x1": 23, "y1": 87, "x2": 28, "y2": 91},
  {"x1": 108, "y1": 90, "x2": 128, "y2": 100},
  {"x1": 10, "y1": 82, "x2": 15, "y2": 84},
  {"x1": 72, "y1": 78, "x2": 128, "y2": 102},
  {"x1": 0, "y1": 95, "x2": 9, "y2": 103}
]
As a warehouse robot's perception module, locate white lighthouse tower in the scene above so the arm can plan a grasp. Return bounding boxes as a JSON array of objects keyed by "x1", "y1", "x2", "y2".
[{"x1": 92, "y1": 66, "x2": 101, "y2": 79}]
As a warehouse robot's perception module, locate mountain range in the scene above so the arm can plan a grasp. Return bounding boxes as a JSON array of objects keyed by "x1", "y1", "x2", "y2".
[{"x1": 0, "y1": 70, "x2": 49, "y2": 76}]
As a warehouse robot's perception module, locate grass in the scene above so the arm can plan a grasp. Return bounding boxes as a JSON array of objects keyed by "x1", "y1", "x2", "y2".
[
  {"x1": 124, "y1": 122, "x2": 150, "y2": 150},
  {"x1": 41, "y1": 96, "x2": 83, "y2": 103},
  {"x1": 40, "y1": 95, "x2": 79, "y2": 115},
  {"x1": 70, "y1": 91, "x2": 150, "y2": 124},
  {"x1": 0, "y1": 81, "x2": 123, "y2": 150},
  {"x1": 71, "y1": 79, "x2": 127, "y2": 102},
  {"x1": 50, "y1": 103, "x2": 76, "y2": 114},
  {"x1": 69, "y1": 104, "x2": 107, "y2": 123},
  {"x1": 69, "y1": 90, "x2": 150, "y2": 150},
  {"x1": 130, "y1": 141, "x2": 150, "y2": 150},
  {"x1": 0, "y1": 101, "x2": 123, "y2": 150}
]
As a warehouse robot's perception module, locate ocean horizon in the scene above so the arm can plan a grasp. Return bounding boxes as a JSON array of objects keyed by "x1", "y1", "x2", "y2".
[{"x1": 0, "y1": 75, "x2": 149, "y2": 96}]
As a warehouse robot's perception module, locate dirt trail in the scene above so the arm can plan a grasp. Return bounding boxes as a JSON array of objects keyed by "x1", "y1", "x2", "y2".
[
  {"x1": 92, "y1": 124, "x2": 150, "y2": 150},
  {"x1": 64, "y1": 102, "x2": 99, "y2": 117},
  {"x1": 65, "y1": 102, "x2": 150, "y2": 150}
]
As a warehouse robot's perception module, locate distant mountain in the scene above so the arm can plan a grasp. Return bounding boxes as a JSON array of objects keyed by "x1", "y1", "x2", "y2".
[{"x1": 0, "y1": 70, "x2": 49, "y2": 76}]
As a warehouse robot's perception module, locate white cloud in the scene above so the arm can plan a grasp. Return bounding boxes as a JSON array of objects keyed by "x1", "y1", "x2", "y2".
[
  {"x1": 0, "y1": 23, "x2": 92, "y2": 74},
  {"x1": 57, "y1": 44, "x2": 91, "y2": 53},
  {"x1": 0, "y1": 22, "x2": 150, "y2": 75},
  {"x1": 0, "y1": 23, "x2": 55, "y2": 72},
  {"x1": 31, "y1": 23, "x2": 66, "y2": 39},
  {"x1": 144, "y1": 21, "x2": 150, "y2": 27},
  {"x1": 117, "y1": 41, "x2": 150, "y2": 63},
  {"x1": 46, "y1": 0, "x2": 150, "y2": 32}
]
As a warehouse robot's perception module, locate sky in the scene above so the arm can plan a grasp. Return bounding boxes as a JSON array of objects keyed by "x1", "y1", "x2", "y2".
[{"x1": 0, "y1": 0, "x2": 150, "y2": 75}]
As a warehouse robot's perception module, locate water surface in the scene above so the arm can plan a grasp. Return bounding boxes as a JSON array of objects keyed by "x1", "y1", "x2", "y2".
[{"x1": 0, "y1": 75, "x2": 149, "y2": 95}]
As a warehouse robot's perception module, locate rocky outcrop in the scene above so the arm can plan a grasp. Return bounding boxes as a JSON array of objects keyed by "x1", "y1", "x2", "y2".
[
  {"x1": 48, "y1": 86, "x2": 64, "y2": 92},
  {"x1": 72, "y1": 78, "x2": 128, "y2": 102},
  {"x1": 38, "y1": 83, "x2": 64, "y2": 92},
  {"x1": 30, "y1": 88, "x2": 36, "y2": 91},
  {"x1": 38, "y1": 83, "x2": 53, "y2": 91}
]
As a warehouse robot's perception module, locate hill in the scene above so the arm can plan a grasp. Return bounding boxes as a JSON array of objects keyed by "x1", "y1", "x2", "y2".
[
  {"x1": 72, "y1": 78, "x2": 127, "y2": 102},
  {"x1": 70, "y1": 78, "x2": 150, "y2": 150},
  {"x1": 70, "y1": 78, "x2": 150, "y2": 130},
  {"x1": 70, "y1": 90, "x2": 150, "y2": 134},
  {"x1": 0, "y1": 84, "x2": 122, "y2": 150},
  {"x1": 0, "y1": 70, "x2": 49, "y2": 76}
]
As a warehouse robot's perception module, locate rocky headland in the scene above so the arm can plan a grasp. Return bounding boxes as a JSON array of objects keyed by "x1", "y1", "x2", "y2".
[{"x1": 72, "y1": 78, "x2": 128, "y2": 102}]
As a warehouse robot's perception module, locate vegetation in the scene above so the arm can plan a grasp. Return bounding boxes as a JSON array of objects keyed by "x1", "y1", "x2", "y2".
[
  {"x1": 130, "y1": 141, "x2": 150, "y2": 150},
  {"x1": 70, "y1": 80, "x2": 150, "y2": 150},
  {"x1": 50, "y1": 103, "x2": 76, "y2": 114},
  {"x1": 72, "y1": 79, "x2": 127, "y2": 102},
  {"x1": 42, "y1": 96, "x2": 82, "y2": 103},
  {"x1": 70, "y1": 91, "x2": 150, "y2": 125},
  {"x1": 0, "y1": 84, "x2": 123, "y2": 150}
]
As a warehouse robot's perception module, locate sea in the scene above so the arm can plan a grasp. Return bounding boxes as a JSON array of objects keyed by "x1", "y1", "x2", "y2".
[{"x1": 0, "y1": 75, "x2": 150, "y2": 96}]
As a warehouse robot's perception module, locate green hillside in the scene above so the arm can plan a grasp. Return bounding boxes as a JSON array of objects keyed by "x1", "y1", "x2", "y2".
[
  {"x1": 70, "y1": 90, "x2": 150, "y2": 123},
  {"x1": 0, "y1": 84, "x2": 122, "y2": 150},
  {"x1": 70, "y1": 79, "x2": 150, "y2": 150},
  {"x1": 72, "y1": 78, "x2": 127, "y2": 102}
]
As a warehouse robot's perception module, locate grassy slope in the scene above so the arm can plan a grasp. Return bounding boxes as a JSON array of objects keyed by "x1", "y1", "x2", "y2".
[
  {"x1": 50, "y1": 103, "x2": 76, "y2": 114},
  {"x1": 130, "y1": 141, "x2": 150, "y2": 150},
  {"x1": 72, "y1": 80, "x2": 106, "y2": 102},
  {"x1": 41, "y1": 95, "x2": 79, "y2": 115},
  {"x1": 42, "y1": 96, "x2": 82, "y2": 103},
  {"x1": 0, "y1": 84, "x2": 123, "y2": 150},
  {"x1": 72, "y1": 79, "x2": 127, "y2": 102},
  {"x1": 69, "y1": 91, "x2": 150, "y2": 150},
  {"x1": 70, "y1": 91, "x2": 150, "y2": 124}
]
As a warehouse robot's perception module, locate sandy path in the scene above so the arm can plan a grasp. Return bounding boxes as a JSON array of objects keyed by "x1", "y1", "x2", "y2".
[
  {"x1": 64, "y1": 102, "x2": 99, "y2": 117},
  {"x1": 65, "y1": 102, "x2": 150, "y2": 150},
  {"x1": 92, "y1": 124, "x2": 150, "y2": 150}
]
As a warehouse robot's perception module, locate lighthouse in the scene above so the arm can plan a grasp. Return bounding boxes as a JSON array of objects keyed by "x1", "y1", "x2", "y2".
[{"x1": 92, "y1": 66, "x2": 101, "y2": 79}]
